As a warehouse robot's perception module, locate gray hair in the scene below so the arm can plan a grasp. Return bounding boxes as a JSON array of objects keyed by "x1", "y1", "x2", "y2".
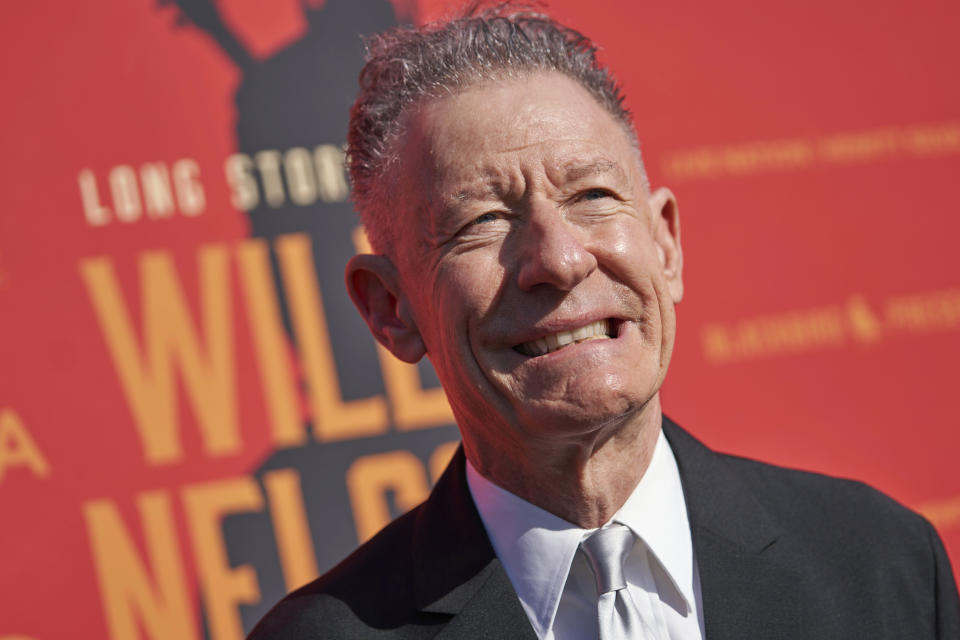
[{"x1": 347, "y1": 3, "x2": 643, "y2": 254}]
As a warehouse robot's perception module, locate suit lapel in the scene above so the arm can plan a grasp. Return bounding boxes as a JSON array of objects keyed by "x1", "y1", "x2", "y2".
[
  {"x1": 412, "y1": 421, "x2": 807, "y2": 639},
  {"x1": 664, "y1": 417, "x2": 807, "y2": 640},
  {"x1": 412, "y1": 447, "x2": 538, "y2": 639},
  {"x1": 432, "y1": 565, "x2": 540, "y2": 640}
]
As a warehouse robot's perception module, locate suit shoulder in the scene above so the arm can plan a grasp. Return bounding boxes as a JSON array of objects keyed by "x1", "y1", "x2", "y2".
[
  {"x1": 716, "y1": 450, "x2": 959, "y2": 634},
  {"x1": 248, "y1": 505, "x2": 436, "y2": 639},
  {"x1": 720, "y1": 451, "x2": 933, "y2": 547}
]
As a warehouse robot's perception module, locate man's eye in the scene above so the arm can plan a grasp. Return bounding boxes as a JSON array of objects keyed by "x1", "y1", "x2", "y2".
[
  {"x1": 453, "y1": 211, "x2": 505, "y2": 240},
  {"x1": 581, "y1": 188, "x2": 613, "y2": 201},
  {"x1": 473, "y1": 212, "x2": 498, "y2": 225}
]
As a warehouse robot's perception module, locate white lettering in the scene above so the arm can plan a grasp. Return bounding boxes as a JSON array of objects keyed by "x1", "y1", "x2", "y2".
[
  {"x1": 314, "y1": 145, "x2": 348, "y2": 202},
  {"x1": 224, "y1": 154, "x2": 259, "y2": 211},
  {"x1": 140, "y1": 163, "x2": 175, "y2": 219},
  {"x1": 254, "y1": 150, "x2": 286, "y2": 207},
  {"x1": 110, "y1": 165, "x2": 142, "y2": 223},
  {"x1": 284, "y1": 147, "x2": 317, "y2": 206},
  {"x1": 78, "y1": 169, "x2": 111, "y2": 226},
  {"x1": 78, "y1": 159, "x2": 207, "y2": 226},
  {"x1": 172, "y1": 159, "x2": 205, "y2": 216}
]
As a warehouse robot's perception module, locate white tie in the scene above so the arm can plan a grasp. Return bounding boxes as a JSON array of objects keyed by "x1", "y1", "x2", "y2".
[{"x1": 581, "y1": 523, "x2": 657, "y2": 639}]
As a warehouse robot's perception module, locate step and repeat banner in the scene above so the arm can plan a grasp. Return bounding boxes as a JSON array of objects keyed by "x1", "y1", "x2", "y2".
[{"x1": 1, "y1": 1, "x2": 958, "y2": 638}]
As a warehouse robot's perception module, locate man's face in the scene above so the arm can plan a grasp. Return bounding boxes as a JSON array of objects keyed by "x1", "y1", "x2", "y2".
[{"x1": 377, "y1": 72, "x2": 682, "y2": 457}]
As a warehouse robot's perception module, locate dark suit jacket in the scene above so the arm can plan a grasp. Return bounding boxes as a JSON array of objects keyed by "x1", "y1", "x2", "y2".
[{"x1": 249, "y1": 417, "x2": 960, "y2": 639}]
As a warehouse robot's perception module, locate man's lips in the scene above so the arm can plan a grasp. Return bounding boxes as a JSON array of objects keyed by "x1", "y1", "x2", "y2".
[{"x1": 514, "y1": 319, "x2": 613, "y2": 357}]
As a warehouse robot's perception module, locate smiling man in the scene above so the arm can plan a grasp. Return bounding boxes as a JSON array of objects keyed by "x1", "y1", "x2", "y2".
[{"x1": 249, "y1": 6, "x2": 959, "y2": 640}]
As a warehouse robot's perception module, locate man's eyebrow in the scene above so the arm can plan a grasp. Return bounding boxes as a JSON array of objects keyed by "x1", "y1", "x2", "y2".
[
  {"x1": 453, "y1": 181, "x2": 502, "y2": 202},
  {"x1": 562, "y1": 159, "x2": 627, "y2": 183},
  {"x1": 447, "y1": 160, "x2": 627, "y2": 203}
]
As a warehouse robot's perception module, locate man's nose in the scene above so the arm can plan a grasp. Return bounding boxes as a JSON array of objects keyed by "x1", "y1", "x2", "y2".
[{"x1": 515, "y1": 202, "x2": 598, "y2": 292}]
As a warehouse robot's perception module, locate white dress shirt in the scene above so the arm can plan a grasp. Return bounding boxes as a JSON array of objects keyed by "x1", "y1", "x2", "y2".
[{"x1": 466, "y1": 428, "x2": 705, "y2": 640}]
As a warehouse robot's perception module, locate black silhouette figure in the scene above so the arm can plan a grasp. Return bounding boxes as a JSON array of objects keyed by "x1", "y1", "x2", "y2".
[{"x1": 161, "y1": 1, "x2": 458, "y2": 633}]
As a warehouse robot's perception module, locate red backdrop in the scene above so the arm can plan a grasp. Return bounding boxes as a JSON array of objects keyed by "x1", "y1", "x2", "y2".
[{"x1": 1, "y1": 1, "x2": 958, "y2": 638}]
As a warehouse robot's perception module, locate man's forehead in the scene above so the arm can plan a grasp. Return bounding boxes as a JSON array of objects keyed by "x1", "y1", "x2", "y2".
[
  {"x1": 389, "y1": 71, "x2": 646, "y2": 244},
  {"x1": 410, "y1": 73, "x2": 625, "y2": 140},
  {"x1": 560, "y1": 157, "x2": 630, "y2": 185},
  {"x1": 446, "y1": 156, "x2": 632, "y2": 202}
]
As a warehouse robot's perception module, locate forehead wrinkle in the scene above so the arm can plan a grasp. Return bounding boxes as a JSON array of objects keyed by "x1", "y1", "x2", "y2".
[
  {"x1": 444, "y1": 166, "x2": 517, "y2": 205},
  {"x1": 453, "y1": 181, "x2": 499, "y2": 202},
  {"x1": 496, "y1": 133, "x2": 605, "y2": 155},
  {"x1": 559, "y1": 158, "x2": 628, "y2": 184},
  {"x1": 498, "y1": 140, "x2": 563, "y2": 154}
]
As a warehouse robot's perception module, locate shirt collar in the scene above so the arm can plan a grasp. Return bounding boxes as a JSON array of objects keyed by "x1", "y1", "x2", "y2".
[{"x1": 466, "y1": 428, "x2": 696, "y2": 638}]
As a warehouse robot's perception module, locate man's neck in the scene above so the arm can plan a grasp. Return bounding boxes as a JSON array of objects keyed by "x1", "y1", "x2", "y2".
[{"x1": 463, "y1": 399, "x2": 662, "y2": 529}]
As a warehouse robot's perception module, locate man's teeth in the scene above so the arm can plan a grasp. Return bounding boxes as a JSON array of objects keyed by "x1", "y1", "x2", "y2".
[{"x1": 517, "y1": 319, "x2": 612, "y2": 356}]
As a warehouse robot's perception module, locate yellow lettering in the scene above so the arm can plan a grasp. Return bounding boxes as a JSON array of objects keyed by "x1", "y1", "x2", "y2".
[
  {"x1": 916, "y1": 495, "x2": 960, "y2": 531},
  {"x1": 846, "y1": 295, "x2": 883, "y2": 343},
  {"x1": 263, "y1": 469, "x2": 318, "y2": 591},
  {"x1": 346, "y1": 451, "x2": 430, "y2": 543},
  {"x1": 79, "y1": 246, "x2": 239, "y2": 464},
  {"x1": 0, "y1": 409, "x2": 50, "y2": 482},
  {"x1": 236, "y1": 240, "x2": 305, "y2": 447},
  {"x1": 83, "y1": 492, "x2": 197, "y2": 640},
  {"x1": 377, "y1": 348, "x2": 455, "y2": 426},
  {"x1": 905, "y1": 122, "x2": 960, "y2": 156},
  {"x1": 885, "y1": 289, "x2": 960, "y2": 332},
  {"x1": 700, "y1": 324, "x2": 733, "y2": 363},
  {"x1": 429, "y1": 441, "x2": 459, "y2": 484},
  {"x1": 351, "y1": 227, "x2": 454, "y2": 430},
  {"x1": 276, "y1": 233, "x2": 388, "y2": 441},
  {"x1": 182, "y1": 477, "x2": 263, "y2": 640},
  {"x1": 819, "y1": 128, "x2": 900, "y2": 164}
]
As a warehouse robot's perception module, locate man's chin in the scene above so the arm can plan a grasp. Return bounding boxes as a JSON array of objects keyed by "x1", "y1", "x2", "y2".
[{"x1": 511, "y1": 388, "x2": 660, "y2": 440}]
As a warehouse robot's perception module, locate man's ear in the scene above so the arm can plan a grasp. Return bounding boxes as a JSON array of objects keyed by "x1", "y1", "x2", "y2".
[
  {"x1": 649, "y1": 186, "x2": 684, "y2": 303},
  {"x1": 345, "y1": 254, "x2": 426, "y2": 363}
]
